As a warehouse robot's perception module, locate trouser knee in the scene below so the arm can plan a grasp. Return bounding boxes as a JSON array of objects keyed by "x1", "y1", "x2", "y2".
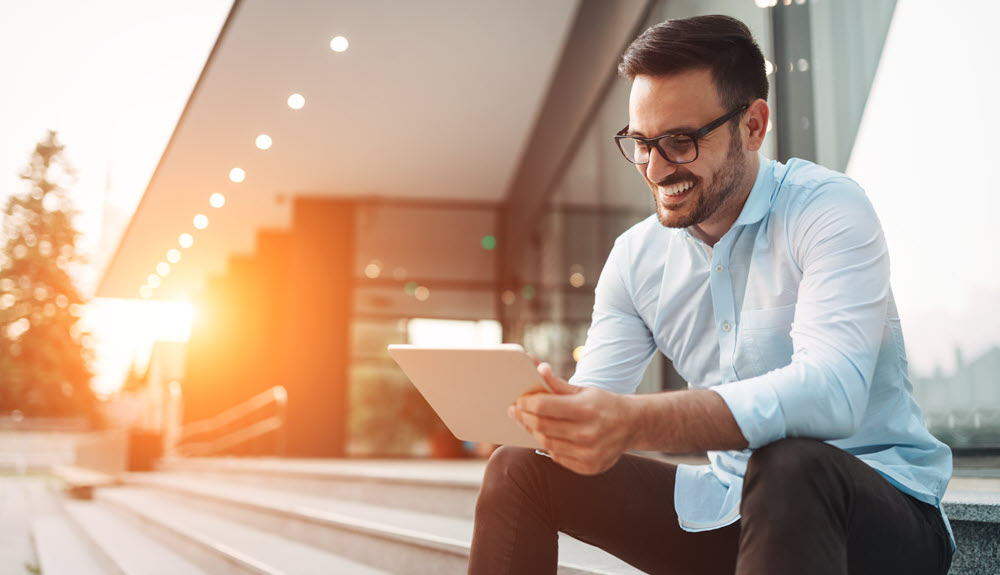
[
  {"x1": 476, "y1": 446, "x2": 548, "y2": 511},
  {"x1": 742, "y1": 438, "x2": 845, "y2": 518}
]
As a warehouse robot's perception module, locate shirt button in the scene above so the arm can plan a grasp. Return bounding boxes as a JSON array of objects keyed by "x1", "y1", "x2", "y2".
[
  {"x1": 722, "y1": 322, "x2": 731, "y2": 332},
  {"x1": 715, "y1": 264, "x2": 724, "y2": 272}
]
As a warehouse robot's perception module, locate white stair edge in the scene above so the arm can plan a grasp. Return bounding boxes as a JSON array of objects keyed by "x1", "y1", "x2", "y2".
[
  {"x1": 62, "y1": 500, "x2": 212, "y2": 575},
  {"x1": 97, "y1": 487, "x2": 392, "y2": 575},
  {"x1": 30, "y1": 514, "x2": 112, "y2": 575},
  {"x1": 127, "y1": 472, "x2": 646, "y2": 575}
]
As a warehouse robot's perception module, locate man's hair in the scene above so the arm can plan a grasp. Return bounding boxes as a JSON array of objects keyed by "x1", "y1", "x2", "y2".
[{"x1": 618, "y1": 15, "x2": 769, "y2": 115}]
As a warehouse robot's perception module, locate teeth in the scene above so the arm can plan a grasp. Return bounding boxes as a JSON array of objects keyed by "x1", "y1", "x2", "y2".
[{"x1": 662, "y1": 181, "x2": 694, "y2": 196}]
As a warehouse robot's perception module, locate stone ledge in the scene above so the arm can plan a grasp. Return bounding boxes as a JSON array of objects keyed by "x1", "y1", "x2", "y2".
[{"x1": 944, "y1": 476, "x2": 1000, "y2": 523}]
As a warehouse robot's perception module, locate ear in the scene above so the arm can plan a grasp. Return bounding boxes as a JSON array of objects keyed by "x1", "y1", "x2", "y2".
[{"x1": 743, "y1": 99, "x2": 770, "y2": 152}]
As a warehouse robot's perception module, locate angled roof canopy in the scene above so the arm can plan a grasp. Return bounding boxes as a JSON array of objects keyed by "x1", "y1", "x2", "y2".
[{"x1": 98, "y1": 0, "x2": 580, "y2": 301}]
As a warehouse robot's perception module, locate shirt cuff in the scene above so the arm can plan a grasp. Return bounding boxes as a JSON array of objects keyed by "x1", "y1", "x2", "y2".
[{"x1": 711, "y1": 379, "x2": 787, "y2": 449}]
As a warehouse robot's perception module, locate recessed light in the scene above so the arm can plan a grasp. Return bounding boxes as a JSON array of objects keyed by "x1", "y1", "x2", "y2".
[
  {"x1": 179, "y1": 233, "x2": 194, "y2": 248},
  {"x1": 287, "y1": 93, "x2": 305, "y2": 110},
  {"x1": 157, "y1": 262, "x2": 170, "y2": 276},
  {"x1": 210, "y1": 193, "x2": 226, "y2": 208},
  {"x1": 255, "y1": 134, "x2": 272, "y2": 150},
  {"x1": 167, "y1": 249, "x2": 181, "y2": 263},
  {"x1": 229, "y1": 168, "x2": 246, "y2": 183},
  {"x1": 193, "y1": 214, "x2": 208, "y2": 230},
  {"x1": 330, "y1": 36, "x2": 349, "y2": 52}
]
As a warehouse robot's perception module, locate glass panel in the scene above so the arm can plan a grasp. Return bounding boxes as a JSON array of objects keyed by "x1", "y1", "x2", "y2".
[{"x1": 837, "y1": 1, "x2": 1000, "y2": 449}]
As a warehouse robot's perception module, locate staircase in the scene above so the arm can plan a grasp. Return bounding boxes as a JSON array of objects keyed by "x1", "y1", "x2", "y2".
[
  {"x1": 31, "y1": 457, "x2": 646, "y2": 575},
  {"x1": 26, "y1": 456, "x2": 1000, "y2": 574}
]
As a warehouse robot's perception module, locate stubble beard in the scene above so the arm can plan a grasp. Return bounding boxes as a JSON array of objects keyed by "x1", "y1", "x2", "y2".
[{"x1": 654, "y1": 127, "x2": 749, "y2": 229}]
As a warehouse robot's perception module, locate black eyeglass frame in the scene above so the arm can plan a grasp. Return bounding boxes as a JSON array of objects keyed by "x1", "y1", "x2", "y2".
[{"x1": 614, "y1": 104, "x2": 750, "y2": 165}]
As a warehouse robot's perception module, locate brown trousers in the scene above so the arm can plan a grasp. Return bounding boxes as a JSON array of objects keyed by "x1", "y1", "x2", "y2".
[{"x1": 468, "y1": 438, "x2": 952, "y2": 575}]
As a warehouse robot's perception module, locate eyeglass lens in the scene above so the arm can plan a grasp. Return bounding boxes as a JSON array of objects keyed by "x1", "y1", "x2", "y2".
[{"x1": 620, "y1": 135, "x2": 697, "y2": 164}]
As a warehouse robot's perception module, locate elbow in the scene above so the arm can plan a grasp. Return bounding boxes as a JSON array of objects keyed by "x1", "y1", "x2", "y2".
[{"x1": 784, "y1": 359, "x2": 870, "y2": 441}]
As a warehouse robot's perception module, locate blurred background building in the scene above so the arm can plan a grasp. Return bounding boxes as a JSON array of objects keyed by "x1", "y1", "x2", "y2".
[{"x1": 90, "y1": 0, "x2": 1000, "y2": 458}]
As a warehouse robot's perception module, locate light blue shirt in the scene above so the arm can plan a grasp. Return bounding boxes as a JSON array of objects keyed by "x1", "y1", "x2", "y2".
[{"x1": 568, "y1": 155, "x2": 953, "y2": 543}]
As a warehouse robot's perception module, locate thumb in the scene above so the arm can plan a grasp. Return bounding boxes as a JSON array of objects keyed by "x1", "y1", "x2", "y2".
[{"x1": 537, "y1": 362, "x2": 579, "y2": 395}]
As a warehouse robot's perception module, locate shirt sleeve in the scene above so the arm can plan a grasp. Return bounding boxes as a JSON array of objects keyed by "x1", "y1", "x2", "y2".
[
  {"x1": 712, "y1": 179, "x2": 890, "y2": 448},
  {"x1": 569, "y1": 236, "x2": 658, "y2": 395}
]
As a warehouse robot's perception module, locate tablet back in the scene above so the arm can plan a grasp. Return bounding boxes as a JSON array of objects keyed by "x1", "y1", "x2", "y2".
[{"x1": 387, "y1": 344, "x2": 549, "y2": 449}]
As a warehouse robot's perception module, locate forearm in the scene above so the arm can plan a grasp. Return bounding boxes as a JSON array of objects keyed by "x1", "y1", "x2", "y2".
[{"x1": 625, "y1": 389, "x2": 749, "y2": 453}]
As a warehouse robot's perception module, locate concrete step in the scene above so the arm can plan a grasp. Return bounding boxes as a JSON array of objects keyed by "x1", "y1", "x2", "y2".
[
  {"x1": 96, "y1": 486, "x2": 393, "y2": 575},
  {"x1": 123, "y1": 471, "x2": 646, "y2": 575},
  {"x1": 62, "y1": 499, "x2": 211, "y2": 575},
  {"x1": 30, "y1": 515, "x2": 109, "y2": 575},
  {"x1": 156, "y1": 457, "x2": 485, "y2": 520}
]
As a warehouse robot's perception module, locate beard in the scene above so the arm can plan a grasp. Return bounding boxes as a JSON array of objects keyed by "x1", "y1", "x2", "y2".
[{"x1": 653, "y1": 126, "x2": 748, "y2": 229}]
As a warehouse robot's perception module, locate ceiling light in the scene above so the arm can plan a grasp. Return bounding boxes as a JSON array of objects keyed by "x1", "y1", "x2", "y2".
[
  {"x1": 229, "y1": 168, "x2": 246, "y2": 183},
  {"x1": 193, "y1": 214, "x2": 208, "y2": 230},
  {"x1": 210, "y1": 193, "x2": 226, "y2": 208},
  {"x1": 255, "y1": 134, "x2": 272, "y2": 150},
  {"x1": 179, "y1": 233, "x2": 194, "y2": 248},
  {"x1": 157, "y1": 262, "x2": 170, "y2": 276},
  {"x1": 330, "y1": 36, "x2": 349, "y2": 52},
  {"x1": 287, "y1": 93, "x2": 305, "y2": 110},
  {"x1": 167, "y1": 249, "x2": 181, "y2": 263},
  {"x1": 147, "y1": 274, "x2": 161, "y2": 288},
  {"x1": 140, "y1": 285, "x2": 153, "y2": 299}
]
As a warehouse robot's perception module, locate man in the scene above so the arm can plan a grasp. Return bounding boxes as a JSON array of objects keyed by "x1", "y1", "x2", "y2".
[{"x1": 468, "y1": 15, "x2": 954, "y2": 575}]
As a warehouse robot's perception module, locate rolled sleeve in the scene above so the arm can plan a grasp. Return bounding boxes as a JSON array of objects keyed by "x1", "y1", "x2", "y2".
[{"x1": 712, "y1": 377, "x2": 786, "y2": 448}]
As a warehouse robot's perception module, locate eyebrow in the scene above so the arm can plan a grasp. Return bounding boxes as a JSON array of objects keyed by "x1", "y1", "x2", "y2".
[{"x1": 626, "y1": 125, "x2": 699, "y2": 138}]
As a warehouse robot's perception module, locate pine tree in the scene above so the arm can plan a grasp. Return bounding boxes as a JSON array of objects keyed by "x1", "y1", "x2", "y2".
[{"x1": 0, "y1": 130, "x2": 96, "y2": 421}]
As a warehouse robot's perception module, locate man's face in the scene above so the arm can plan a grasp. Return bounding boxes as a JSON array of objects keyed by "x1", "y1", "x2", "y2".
[{"x1": 628, "y1": 70, "x2": 751, "y2": 231}]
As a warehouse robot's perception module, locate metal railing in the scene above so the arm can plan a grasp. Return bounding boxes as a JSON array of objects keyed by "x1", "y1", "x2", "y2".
[{"x1": 175, "y1": 386, "x2": 288, "y2": 457}]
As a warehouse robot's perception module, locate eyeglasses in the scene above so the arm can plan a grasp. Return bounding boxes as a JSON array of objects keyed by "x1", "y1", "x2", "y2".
[{"x1": 614, "y1": 104, "x2": 749, "y2": 165}]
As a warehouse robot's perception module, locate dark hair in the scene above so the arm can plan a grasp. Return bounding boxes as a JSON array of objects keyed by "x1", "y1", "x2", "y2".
[{"x1": 618, "y1": 15, "x2": 768, "y2": 115}]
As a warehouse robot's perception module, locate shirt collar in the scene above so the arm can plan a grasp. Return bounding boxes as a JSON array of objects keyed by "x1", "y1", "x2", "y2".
[{"x1": 731, "y1": 153, "x2": 775, "y2": 228}]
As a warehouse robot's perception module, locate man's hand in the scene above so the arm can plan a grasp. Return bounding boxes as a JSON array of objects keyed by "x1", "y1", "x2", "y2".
[{"x1": 508, "y1": 362, "x2": 636, "y2": 475}]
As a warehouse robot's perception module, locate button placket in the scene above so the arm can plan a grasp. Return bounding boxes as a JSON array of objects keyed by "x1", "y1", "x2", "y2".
[{"x1": 710, "y1": 239, "x2": 738, "y2": 379}]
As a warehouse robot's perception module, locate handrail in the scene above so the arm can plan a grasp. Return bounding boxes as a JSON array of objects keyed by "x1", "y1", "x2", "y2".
[
  {"x1": 176, "y1": 385, "x2": 287, "y2": 457},
  {"x1": 178, "y1": 415, "x2": 285, "y2": 457}
]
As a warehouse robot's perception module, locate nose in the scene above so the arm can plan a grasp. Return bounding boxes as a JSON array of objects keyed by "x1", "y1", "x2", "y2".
[{"x1": 644, "y1": 148, "x2": 677, "y2": 184}]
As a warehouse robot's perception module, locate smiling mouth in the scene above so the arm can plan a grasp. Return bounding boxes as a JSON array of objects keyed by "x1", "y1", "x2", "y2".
[
  {"x1": 659, "y1": 180, "x2": 695, "y2": 205},
  {"x1": 662, "y1": 181, "x2": 695, "y2": 196}
]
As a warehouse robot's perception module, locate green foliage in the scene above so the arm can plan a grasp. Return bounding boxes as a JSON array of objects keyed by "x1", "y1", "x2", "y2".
[{"x1": 0, "y1": 130, "x2": 96, "y2": 421}]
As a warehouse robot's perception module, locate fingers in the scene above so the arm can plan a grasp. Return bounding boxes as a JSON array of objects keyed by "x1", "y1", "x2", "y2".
[
  {"x1": 518, "y1": 390, "x2": 593, "y2": 421},
  {"x1": 536, "y1": 362, "x2": 580, "y2": 395},
  {"x1": 514, "y1": 408, "x2": 581, "y2": 442}
]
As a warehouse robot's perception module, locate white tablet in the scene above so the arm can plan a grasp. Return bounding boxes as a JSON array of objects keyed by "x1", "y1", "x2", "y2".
[{"x1": 387, "y1": 344, "x2": 552, "y2": 449}]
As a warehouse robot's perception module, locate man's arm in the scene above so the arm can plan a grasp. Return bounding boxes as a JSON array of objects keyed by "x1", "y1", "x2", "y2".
[
  {"x1": 511, "y1": 363, "x2": 747, "y2": 475},
  {"x1": 515, "y1": 179, "x2": 889, "y2": 474}
]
